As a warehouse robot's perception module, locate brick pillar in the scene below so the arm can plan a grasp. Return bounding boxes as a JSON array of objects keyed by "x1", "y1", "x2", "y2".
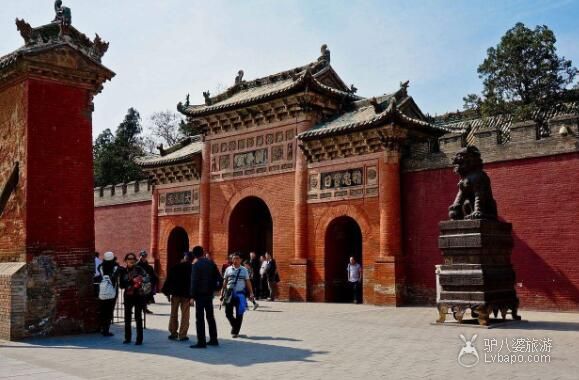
[
  {"x1": 199, "y1": 137, "x2": 211, "y2": 250},
  {"x1": 150, "y1": 186, "x2": 160, "y2": 276},
  {"x1": 289, "y1": 119, "x2": 310, "y2": 301},
  {"x1": 374, "y1": 148, "x2": 405, "y2": 305}
]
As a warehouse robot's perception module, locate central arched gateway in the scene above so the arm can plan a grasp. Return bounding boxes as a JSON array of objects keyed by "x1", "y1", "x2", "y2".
[
  {"x1": 325, "y1": 216, "x2": 363, "y2": 303},
  {"x1": 228, "y1": 196, "x2": 273, "y2": 260},
  {"x1": 167, "y1": 227, "x2": 189, "y2": 270}
]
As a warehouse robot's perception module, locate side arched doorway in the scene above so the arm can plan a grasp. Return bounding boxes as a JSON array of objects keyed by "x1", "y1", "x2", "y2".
[
  {"x1": 167, "y1": 227, "x2": 189, "y2": 270},
  {"x1": 325, "y1": 216, "x2": 363, "y2": 303},
  {"x1": 228, "y1": 196, "x2": 273, "y2": 261}
]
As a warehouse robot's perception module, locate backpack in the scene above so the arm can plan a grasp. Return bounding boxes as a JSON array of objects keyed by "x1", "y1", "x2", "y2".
[{"x1": 98, "y1": 267, "x2": 117, "y2": 300}]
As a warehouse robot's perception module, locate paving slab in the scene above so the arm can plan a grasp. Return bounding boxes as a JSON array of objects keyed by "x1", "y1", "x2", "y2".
[{"x1": 0, "y1": 297, "x2": 578, "y2": 379}]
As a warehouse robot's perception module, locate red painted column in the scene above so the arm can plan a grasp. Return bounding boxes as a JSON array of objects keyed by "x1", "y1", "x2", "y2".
[
  {"x1": 379, "y1": 150, "x2": 402, "y2": 258},
  {"x1": 289, "y1": 118, "x2": 311, "y2": 301},
  {"x1": 375, "y1": 147, "x2": 404, "y2": 305},
  {"x1": 150, "y1": 186, "x2": 160, "y2": 274},
  {"x1": 199, "y1": 137, "x2": 211, "y2": 250}
]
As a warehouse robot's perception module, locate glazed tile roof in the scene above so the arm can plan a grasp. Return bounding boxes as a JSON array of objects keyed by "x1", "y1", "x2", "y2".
[
  {"x1": 298, "y1": 93, "x2": 449, "y2": 140},
  {"x1": 136, "y1": 136, "x2": 203, "y2": 168},
  {"x1": 184, "y1": 69, "x2": 358, "y2": 117}
]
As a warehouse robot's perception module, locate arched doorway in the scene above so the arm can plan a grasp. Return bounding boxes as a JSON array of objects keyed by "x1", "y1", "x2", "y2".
[
  {"x1": 228, "y1": 196, "x2": 273, "y2": 261},
  {"x1": 325, "y1": 216, "x2": 363, "y2": 303},
  {"x1": 167, "y1": 227, "x2": 189, "y2": 270}
]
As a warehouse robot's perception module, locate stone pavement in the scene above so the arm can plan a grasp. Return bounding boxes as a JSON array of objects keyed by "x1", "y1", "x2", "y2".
[{"x1": 1, "y1": 297, "x2": 578, "y2": 380}]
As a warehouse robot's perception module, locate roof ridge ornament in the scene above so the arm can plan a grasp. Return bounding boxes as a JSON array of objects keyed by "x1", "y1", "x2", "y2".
[
  {"x1": 203, "y1": 91, "x2": 211, "y2": 106},
  {"x1": 235, "y1": 70, "x2": 244, "y2": 85},
  {"x1": 399, "y1": 80, "x2": 410, "y2": 97},
  {"x1": 318, "y1": 44, "x2": 330, "y2": 64},
  {"x1": 370, "y1": 97, "x2": 383, "y2": 114},
  {"x1": 15, "y1": 19, "x2": 33, "y2": 44},
  {"x1": 52, "y1": 0, "x2": 72, "y2": 27}
]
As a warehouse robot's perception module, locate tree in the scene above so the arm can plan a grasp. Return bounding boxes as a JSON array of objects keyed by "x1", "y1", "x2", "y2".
[
  {"x1": 93, "y1": 108, "x2": 145, "y2": 187},
  {"x1": 146, "y1": 110, "x2": 186, "y2": 147},
  {"x1": 464, "y1": 23, "x2": 577, "y2": 119}
]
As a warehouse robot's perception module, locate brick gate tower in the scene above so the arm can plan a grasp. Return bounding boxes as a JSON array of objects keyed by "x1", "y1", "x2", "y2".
[{"x1": 0, "y1": 7, "x2": 114, "y2": 340}]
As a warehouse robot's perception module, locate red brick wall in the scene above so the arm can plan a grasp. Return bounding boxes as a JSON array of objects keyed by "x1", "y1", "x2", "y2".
[
  {"x1": 24, "y1": 78, "x2": 97, "y2": 333},
  {"x1": 26, "y1": 79, "x2": 94, "y2": 252},
  {"x1": 0, "y1": 81, "x2": 27, "y2": 262},
  {"x1": 402, "y1": 152, "x2": 579, "y2": 311},
  {"x1": 158, "y1": 214, "x2": 199, "y2": 279},
  {"x1": 94, "y1": 201, "x2": 152, "y2": 259},
  {"x1": 209, "y1": 172, "x2": 296, "y2": 299},
  {"x1": 308, "y1": 198, "x2": 380, "y2": 303}
]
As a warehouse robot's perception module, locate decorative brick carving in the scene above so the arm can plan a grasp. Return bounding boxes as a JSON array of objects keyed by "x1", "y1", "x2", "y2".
[
  {"x1": 233, "y1": 148, "x2": 268, "y2": 170},
  {"x1": 272, "y1": 145, "x2": 284, "y2": 162}
]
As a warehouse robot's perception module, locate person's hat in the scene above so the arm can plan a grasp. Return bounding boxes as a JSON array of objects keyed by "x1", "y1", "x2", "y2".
[
  {"x1": 139, "y1": 250, "x2": 148, "y2": 257},
  {"x1": 103, "y1": 251, "x2": 115, "y2": 261}
]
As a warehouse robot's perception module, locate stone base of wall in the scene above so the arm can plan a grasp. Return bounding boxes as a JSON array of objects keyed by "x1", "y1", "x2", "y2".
[
  {"x1": 373, "y1": 257, "x2": 405, "y2": 306},
  {"x1": 288, "y1": 259, "x2": 308, "y2": 301},
  {"x1": 0, "y1": 262, "x2": 27, "y2": 340}
]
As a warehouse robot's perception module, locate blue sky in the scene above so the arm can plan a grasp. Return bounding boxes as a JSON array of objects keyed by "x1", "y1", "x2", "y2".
[{"x1": 2, "y1": 0, "x2": 578, "y2": 138}]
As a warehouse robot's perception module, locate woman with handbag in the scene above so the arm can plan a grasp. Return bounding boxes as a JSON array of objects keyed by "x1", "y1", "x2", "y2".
[
  {"x1": 97, "y1": 251, "x2": 119, "y2": 337},
  {"x1": 119, "y1": 252, "x2": 149, "y2": 345}
]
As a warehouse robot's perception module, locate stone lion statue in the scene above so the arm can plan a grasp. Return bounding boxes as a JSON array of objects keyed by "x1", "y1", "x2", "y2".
[{"x1": 448, "y1": 146, "x2": 498, "y2": 220}]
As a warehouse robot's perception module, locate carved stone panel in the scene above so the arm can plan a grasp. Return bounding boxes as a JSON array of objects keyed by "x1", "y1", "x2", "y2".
[
  {"x1": 219, "y1": 155, "x2": 231, "y2": 170},
  {"x1": 321, "y1": 168, "x2": 364, "y2": 189},
  {"x1": 367, "y1": 166, "x2": 378, "y2": 185},
  {"x1": 158, "y1": 186, "x2": 200, "y2": 215},
  {"x1": 287, "y1": 143, "x2": 293, "y2": 161},
  {"x1": 272, "y1": 145, "x2": 284, "y2": 162},
  {"x1": 233, "y1": 148, "x2": 268, "y2": 170}
]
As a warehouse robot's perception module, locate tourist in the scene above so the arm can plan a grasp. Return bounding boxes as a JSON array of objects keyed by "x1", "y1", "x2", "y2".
[
  {"x1": 249, "y1": 252, "x2": 261, "y2": 299},
  {"x1": 243, "y1": 260, "x2": 259, "y2": 310},
  {"x1": 347, "y1": 257, "x2": 362, "y2": 304},
  {"x1": 93, "y1": 252, "x2": 102, "y2": 294},
  {"x1": 137, "y1": 250, "x2": 157, "y2": 314},
  {"x1": 162, "y1": 251, "x2": 193, "y2": 341},
  {"x1": 190, "y1": 246, "x2": 222, "y2": 348},
  {"x1": 221, "y1": 252, "x2": 255, "y2": 338},
  {"x1": 97, "y1": 251, "x2": 119, "y2": 337},
  {"x1": 119, "y1": 252, "x2": 149, "y2": 345},
  {"x1": 259, "y1": 255, "x2": 269, "y2": 299},
  {"x1": 264, "y1": 252, "x2": 279, "y2": 301}
]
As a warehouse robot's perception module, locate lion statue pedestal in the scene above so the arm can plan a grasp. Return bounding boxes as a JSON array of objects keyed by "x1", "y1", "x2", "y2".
[{"x1": 436, "y1": 146, "x2": 521, "y2": 326}]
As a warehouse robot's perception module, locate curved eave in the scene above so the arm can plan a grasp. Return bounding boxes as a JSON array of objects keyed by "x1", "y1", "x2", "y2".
[
  {"x1": 136, "y1": 152, "x2": 200, "y2": 169},
  {"x1": 298, "y1": 105, "x2": 447, "y2": 141},
  {"x1": 182, "y1": 71, "x2": 359, "y2": 118}
]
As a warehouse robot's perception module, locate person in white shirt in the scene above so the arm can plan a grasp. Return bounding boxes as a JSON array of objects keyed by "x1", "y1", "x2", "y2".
[
  {"x1": 347, "y1": 257, "x2": 362, "y2": 304},
  {"x1": 220, "y1": 253, "x2": 255, "y2": 338}
]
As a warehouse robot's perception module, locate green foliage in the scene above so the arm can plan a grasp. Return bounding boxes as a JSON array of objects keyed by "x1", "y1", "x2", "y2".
[
  {"x1": 93, "y1": 108, "x2": 145, "y2": 187},
  {"x1": 465, "y1": 23, "x2": 577, "y2": 120}
]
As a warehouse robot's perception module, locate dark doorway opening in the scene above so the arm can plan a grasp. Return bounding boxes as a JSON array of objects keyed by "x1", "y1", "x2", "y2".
[
  {"x1": 325, "y1": 216, "x2": 363, "y2": 303},
  {"x1": 228, "y1": 196, "x2": 273, "y2": 261},
  {"x1": 167, "y1": 227, "x2": 189, "y2": 270}
]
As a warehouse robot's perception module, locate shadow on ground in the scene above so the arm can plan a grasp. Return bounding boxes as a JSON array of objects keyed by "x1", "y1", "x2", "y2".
[{"x1": 0, "y1": 326, "x2": 325, "y2": 367}]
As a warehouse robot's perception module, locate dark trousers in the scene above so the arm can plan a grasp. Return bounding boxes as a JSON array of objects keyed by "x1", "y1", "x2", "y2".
[
  {"x1": 260, "y1": 276, "x2": 269, "y2": 298},
  {"x1": 194, "y1": 295, "x2": 218, "y2": 345},
  {"x1": 350, "y1": 281, "x2": 362, "y2": 303},
  {"x1": 99, "y1": 298, "x2": 116, "y2": 334},
  {"x1": 124, "y1": 295, "x2": 144, "y2": 343},
  {"x1": 225, "y1": 296, "x2": 243, "y2": 335},
  {"x1": 251, "y1": 277, "x2": 260, "y2": 299}
]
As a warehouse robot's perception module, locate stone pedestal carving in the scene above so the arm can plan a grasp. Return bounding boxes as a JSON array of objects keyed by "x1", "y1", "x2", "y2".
[{"x1": 436, "y1": 220, "x2": 521, "y2": 325}]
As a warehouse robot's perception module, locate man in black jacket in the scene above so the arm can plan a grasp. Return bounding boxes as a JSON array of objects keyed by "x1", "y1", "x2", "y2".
[
  {"x1": 249, "y1": 251, "x2": 261, "y2": 299},
  {"x1": 190, "y1": 246, "x2": 222, "y2": 348},
  {"x1": 162, "y1": 251, "x2": 193, "y2": 341}
]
